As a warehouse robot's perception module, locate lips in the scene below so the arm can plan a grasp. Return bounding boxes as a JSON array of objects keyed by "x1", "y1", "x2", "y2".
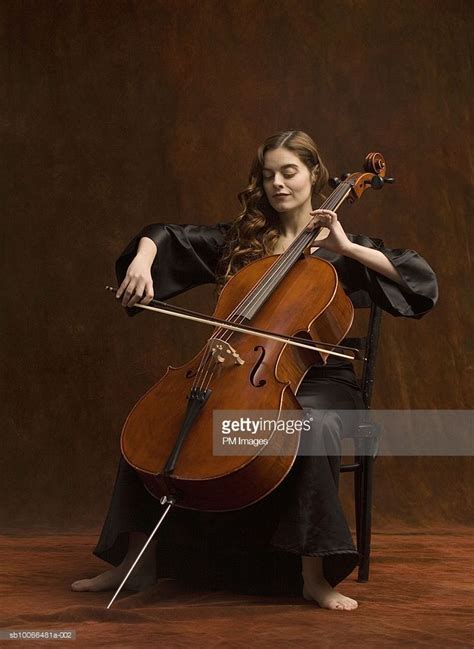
[{"x1": 274, "y1": 193, "x2": 289, "y2": 197}]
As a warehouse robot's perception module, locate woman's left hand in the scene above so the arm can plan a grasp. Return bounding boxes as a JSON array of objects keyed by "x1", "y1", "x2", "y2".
[{"x1": 306, "y1": 209, "x2": 353, "y2": 255}]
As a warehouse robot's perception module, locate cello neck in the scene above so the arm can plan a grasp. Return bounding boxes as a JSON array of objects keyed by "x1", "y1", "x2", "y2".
[{"x1": 235, "y1": 181, "x2": 352, "y2": 321}]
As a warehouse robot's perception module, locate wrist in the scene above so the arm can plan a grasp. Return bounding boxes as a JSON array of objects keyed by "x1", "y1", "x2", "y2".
[
  {"x1": 136, "y1": 248, "x2": 156, "y2": 260},
  {"x1": 339, "y1": 240, "x2": 357, "y2": 257},
  {"x1": 136, "y1": 237, "x2": 157, "y2": 262}
]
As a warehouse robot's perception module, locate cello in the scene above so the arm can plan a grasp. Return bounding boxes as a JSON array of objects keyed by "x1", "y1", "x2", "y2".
[{"x1": 105, "y1": 152, "x2": 393, "y2": 606}]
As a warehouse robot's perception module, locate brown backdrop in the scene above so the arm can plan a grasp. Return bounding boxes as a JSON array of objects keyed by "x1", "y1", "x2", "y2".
[{"x1": 2, "y1": 0, "x2": 472, "y2": 532}]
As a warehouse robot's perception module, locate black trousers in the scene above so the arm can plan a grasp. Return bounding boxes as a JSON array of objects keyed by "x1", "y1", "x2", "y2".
[{"x1": 93, "y1": 375, "x2": 365, "y2": 595}]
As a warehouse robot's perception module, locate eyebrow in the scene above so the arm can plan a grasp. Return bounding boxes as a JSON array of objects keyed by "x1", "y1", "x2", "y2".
[{"x1": 262, "y1": 164, "x2": 299, "y2": 171}]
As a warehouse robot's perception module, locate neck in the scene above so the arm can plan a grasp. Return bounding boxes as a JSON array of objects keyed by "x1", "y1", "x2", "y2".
[{"x1": 278, "y1": 199, "x2": 314, "y2": 237}]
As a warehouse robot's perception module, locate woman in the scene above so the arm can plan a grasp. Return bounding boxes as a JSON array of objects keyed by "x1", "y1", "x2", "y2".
[{"x1": 72, "y1": 130, "x2": 438, "y2": 611}]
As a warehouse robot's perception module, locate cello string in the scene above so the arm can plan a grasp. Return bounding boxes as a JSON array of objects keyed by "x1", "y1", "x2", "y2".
[
  {"x1": 192, "y1": 246, "x2": 297, "y2": 392},
  {"x1": 220, "y1": 182, "x2": 348, "y2": 336},
  {"x1": 216, "y1": 183, "x2": 347, "y2": 342},
  {"x1": 192, "y1": 184, "x2": 348, "y2": 392},
  {"x1": 214, "y1": 181, "x2": 347, "y2": 343},
  {"x1": 203, "y1": 360, "x2": 220, "y2": 392},
  {"x1": 191, "y1": 182, "x2": 349, "y2": 392},
  {"x1": 195, "y1": 226, "x2": 319, "y2": 392},
  {"x1": 191, "y1": 240, "x2": 295, "y2": 391},
  {"x1": 191, "y1": 345, "x2": 214, "y2": 391},
  {"x1": 193, "y1": 230, "x2": 312, "y2": 393},
  {"x1": 191, "y1": 246, "x2": 287, "y2": 391},
  {"x1": 200, "y1": 355, "x2": 220, "y2": 392}
]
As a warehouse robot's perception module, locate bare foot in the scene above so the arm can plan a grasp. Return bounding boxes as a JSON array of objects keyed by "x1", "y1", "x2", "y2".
[
  {"x1": 301, "y1": 555, "x2": 358, "y2": 611},
  {"x1": 303, "y1": 579, "x2": 358, "y2": 610},
  {"x1": 71, "y1": 566, "x2": 154, "y2": 592},
  {"x1": 72, "y1": 531, "x2": 157, "y2": 593},
  {"x1": 71, "y1": 557, "x2": 156, "y2": 592}
]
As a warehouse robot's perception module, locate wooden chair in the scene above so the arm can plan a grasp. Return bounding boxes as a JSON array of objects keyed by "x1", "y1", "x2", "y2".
[{"x1": 340, "y1": 287, "x2": 383, "y2": 582}]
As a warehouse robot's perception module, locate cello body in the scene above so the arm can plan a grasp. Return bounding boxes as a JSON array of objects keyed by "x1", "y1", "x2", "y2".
[{"x1": 120, "y1": 254, "x2": 353, "y2": 511}]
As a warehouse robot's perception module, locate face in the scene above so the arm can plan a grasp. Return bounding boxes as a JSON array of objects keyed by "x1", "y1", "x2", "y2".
[{"x1": 262, "y1": 148, "x2": 314, "y2": 214}]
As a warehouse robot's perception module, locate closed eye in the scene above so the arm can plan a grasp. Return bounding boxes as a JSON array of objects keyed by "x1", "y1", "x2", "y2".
[{"x1": 263, "y1": 172, "x2": 296, "y2": 180}]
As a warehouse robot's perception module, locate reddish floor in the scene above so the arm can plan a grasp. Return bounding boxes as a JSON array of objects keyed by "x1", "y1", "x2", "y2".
[{"x1": 0, "y1": 528, "x2": 472, "y2": 648}]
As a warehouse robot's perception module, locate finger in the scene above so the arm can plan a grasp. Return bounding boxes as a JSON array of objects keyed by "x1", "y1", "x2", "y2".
[
  {"x1": 128, "y1": 280, "x2": 147, "y2": 308},
  {"x1": 309, "y1": 210, "x2": 329, "y2": 220},
  {"x1": 319, "y1": 213, "x2": 337, "y2": 227},
  {"x1": 121, "y1": 278, "x2": 138, "y2": 307},
  {"x1": 140, "y1": 281, "x2": 154, "y2": 305},
  {"x1": 310, "y1": 209, "x2": 337, "y2": 218},
  {"x1": 116, "y1": 277, "x2": 130, "y2": 299},
  {"x1": 307, "y1": 212, "x2": 330, "y2": 229}
]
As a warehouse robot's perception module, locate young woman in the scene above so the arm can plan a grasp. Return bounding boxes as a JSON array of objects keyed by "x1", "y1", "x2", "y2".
[{"x1": 72, "y1": 131, "x2": 438, "y2": 611}]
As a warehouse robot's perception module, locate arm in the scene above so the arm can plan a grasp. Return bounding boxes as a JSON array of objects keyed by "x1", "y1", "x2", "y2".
[
  {"x1": 341, "y1": 242, "x2": 404, "y2": 286},
  {"x1": 343, "y1": 234, "x2": 439, "y2": 318},
  {"x1": 114, "y1": 222, "x2": 232, "y2": 315},
  {"x1": 115, "y1": 236, "x2": 157, "y2": 308},
  {"x1": 137, "y1": 236, "x2": 157, "y2": 263},
  {"x1": 309, "y1": 209, "x2": 439, "y2": 318}
]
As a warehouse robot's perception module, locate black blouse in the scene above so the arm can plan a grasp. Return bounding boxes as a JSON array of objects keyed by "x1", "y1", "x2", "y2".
[
  {"x1": 115, "y1": 221, "x2": 438, "y2": 320},
  {"x1": 114, "y1": 220, "x2": 438, "y2": 392}
]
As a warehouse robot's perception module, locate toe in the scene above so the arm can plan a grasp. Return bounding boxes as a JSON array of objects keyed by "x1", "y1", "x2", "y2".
[
  {"x1": 330, "y1": 601, "x2": 343, "y2": 610},
  {"x1": 72, "y1": 578, "x2": 96, "y2": 592}
]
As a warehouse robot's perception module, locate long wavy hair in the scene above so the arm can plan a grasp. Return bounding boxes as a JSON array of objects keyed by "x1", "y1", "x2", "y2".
[{"x1": 216, "y1": 130, "x2": 329, "y2": 290}]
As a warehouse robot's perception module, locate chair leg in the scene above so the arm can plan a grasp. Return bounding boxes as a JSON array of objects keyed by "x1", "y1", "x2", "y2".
[
  {"x1": 353, "y1": 454, "x2": 363, "y2": 552},
  {"x1": 357, "y1": 444, "x2": 375, "y2": 582}
]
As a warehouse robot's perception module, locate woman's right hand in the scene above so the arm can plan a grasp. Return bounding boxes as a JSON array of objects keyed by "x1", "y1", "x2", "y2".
[{"x1": 116, "y1": 252, "x2": 155, "y2": 308}]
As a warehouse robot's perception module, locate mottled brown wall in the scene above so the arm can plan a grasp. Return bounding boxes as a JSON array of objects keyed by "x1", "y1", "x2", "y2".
[{"x1": 2, "y1": 0, "x2": 472, "y2": 532}]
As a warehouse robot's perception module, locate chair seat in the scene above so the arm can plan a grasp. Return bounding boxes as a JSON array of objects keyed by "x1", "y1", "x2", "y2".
[{"x1": 342, "y1": 422, "x2": 381, "y2": 460}]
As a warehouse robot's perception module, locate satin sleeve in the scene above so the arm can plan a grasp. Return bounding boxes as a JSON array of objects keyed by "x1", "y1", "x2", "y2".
[
  {"x1": 341, "y1": 234, "x2": 439, "y2": 318},
  {"x1": 115, "y1": 222, "x2": 232, "y2": 317}
]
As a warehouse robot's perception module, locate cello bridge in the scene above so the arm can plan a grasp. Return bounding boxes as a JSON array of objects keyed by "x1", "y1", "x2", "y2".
[{"x1": 208, "y1": 339, "x2": 245, "y2": 366}]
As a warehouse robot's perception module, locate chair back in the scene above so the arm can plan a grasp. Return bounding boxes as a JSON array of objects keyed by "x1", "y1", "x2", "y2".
[{"x1": 340, "y1": 234, "x2": 384, "y2": 410}]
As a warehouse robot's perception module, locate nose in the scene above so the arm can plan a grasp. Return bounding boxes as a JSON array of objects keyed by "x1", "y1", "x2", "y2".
[{"x1": 272, "y1": 173, "x2": 285, "y2": 189}]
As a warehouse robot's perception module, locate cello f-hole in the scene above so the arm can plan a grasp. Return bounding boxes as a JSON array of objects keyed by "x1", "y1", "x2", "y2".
[{"x1": 250, "y1": 345, "x2": 267, "y2": 388}]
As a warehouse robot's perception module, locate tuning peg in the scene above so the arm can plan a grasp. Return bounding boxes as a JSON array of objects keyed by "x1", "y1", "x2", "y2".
[
  {"x1": 364, "y1": 175, "x2": 395, "y2": 190},
  {"x1": 341, "y1": 173, "x2": 351, "y2": 180},
  {"x1": 370, "y1": 176, "x2": 384, "y2": 190},
  {"x1": 328, "y1": 177, "x2": 341, "y2": 188}
]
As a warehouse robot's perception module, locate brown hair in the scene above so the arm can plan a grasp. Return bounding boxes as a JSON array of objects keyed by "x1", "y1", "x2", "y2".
[{"x1": 216, "y1": 130, "x2": 329, "y2": 290}]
